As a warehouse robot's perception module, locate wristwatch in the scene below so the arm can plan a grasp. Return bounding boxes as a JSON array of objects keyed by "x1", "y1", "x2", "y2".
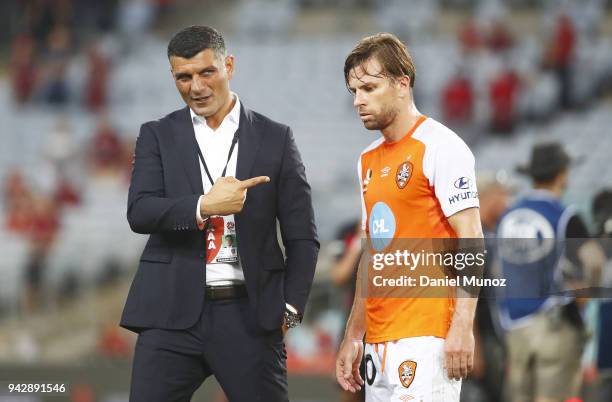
[{"x1": 284, "y1": 308, "x2": 302, "y2": 329}]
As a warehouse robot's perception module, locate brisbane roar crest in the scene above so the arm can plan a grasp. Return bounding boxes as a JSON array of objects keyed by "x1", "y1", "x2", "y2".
[
  {"x1": 396, "y1": 161, "x2": 413, "y2": 189},
  {"x1": 398, "y1": 360, "x2": 417, "y2": 388}
]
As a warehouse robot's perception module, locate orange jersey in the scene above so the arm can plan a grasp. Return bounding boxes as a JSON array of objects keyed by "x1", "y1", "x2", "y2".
[{"x1": 358, "y1": 116, "x2": 479, "y2": 343}]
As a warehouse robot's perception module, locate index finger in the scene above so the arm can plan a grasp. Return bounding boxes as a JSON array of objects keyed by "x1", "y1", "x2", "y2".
[
  {"x1": 450, "y1": 354, "x2": 461, "y2": 380},
  {"x1": 444, "y1": 352, "x2": 453, "y2": 380},
  {"x1": 239, "y1": 176, "x2": 270, "y2": 189},
  {"x1": 459, "y1": 353, "x2": 468, "y2": 379}
]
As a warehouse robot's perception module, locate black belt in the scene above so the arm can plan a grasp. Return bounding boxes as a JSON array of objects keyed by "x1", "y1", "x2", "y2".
[{"x1": 205, "y1": 284, "x2": 247, "y2": 300}]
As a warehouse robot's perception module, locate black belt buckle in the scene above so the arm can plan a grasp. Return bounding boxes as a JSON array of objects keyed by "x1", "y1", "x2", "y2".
[{"x1": 205, "y1": 284, "x2": 247, "y2": 300}]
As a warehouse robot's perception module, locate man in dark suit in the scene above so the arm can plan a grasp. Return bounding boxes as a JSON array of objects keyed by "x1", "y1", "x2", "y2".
[{"x1": 120, "y1": 26, "x2": 319, "y2": 402}]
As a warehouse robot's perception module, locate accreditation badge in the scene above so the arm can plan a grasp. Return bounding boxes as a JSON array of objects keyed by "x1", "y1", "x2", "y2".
[{"x1": 205, "y1": 216, "x2": 239, "y2": 264}]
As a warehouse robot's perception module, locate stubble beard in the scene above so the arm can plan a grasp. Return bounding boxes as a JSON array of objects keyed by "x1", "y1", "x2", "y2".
[{"x1": 364, "y1": 104, "x2": 399, "y2": 131}]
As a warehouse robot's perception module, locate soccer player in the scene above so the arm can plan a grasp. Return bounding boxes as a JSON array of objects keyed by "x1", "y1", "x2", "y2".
[{"x1": 335, "y1": 33, "x2": 484, "y2": 401}]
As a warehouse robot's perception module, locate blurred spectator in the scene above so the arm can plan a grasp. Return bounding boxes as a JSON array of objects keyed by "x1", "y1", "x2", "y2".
[
  {"x1": 4, "y1": 173, "x2": 62, "y2": 313},
  {"x1": 4, "y1": 169, "x2": 30, "y2": 207},
  {"x1": 489, "y1": 68, "x2": 520, "y2": 133},
  {"x1": 10, "y1": 33, "x2": 38, "y2": 104},
  {"x1": 45, "y1": 117, "x2": 76, "y2": 173},
  {"x1": 83, "y1": 42, "x2": 111, "y2": 112},
  {"x1": 545, "y1": 14, "x2": 576, "y2": 109},
  {"x1": 478, "y1": 173, "x2": 512, "y2": 234},
  {"x1": 28, "y1": 195, "x2": 60, "y2": 249},
  {"x1": 461, "y1": 172, "x2": 511, "y2": 402},
  {"x1": 88, "y1": 115, "x2": 124, "y2": 176},
  {"x1": 330, "y1": 220, "x2": 361, "y2": 294},
  {"x1": 442, "y1": 71, "x2": 474, "y2": 124},
  {"x1": 592, "y1": 189, "x2": 612, "y2": 402},
  {"x1": 44, "y1": 117, "x2": 81, "y2": 207},
  {"x1": 593, "y1": 190, "x2": 612, "y2": 241},
  {"x1": 330, "y1": 220, "x2": 364, "y2": 402},
  {"x1": 23, "y1": 195, "x2": 61, "y2": 312},
  {"x1": 497, "y1": 142, "x2": 604, "y2": 401},
  {"x1": 54, "y1": 178, "x2": 81, "y2": 207},
  {"x1": 20, "y1": 0, "x2": 71, "y2": 44},
  {"x1": 4, "y1": 170, "x2": 35, "y2": 235},
  {"x1": 41, "y1": 24, "x2": 73, "y2": 105},
  {"x1": 459, "y1": 19, "x2": 483, "y2": 54},
  {"x1": 486, "y1": 19, "x2": 514, "y2": 53}
]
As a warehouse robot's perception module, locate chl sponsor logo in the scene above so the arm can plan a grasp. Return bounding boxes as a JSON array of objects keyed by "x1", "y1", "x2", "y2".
[
  {"x1": 372, "y1": 219, "x2": 390, "y2": 235},
  {"x1": 448, "y1": 191, "x2": 478, "y2": 205},
  {"x1": 369, "y1": 202, "x2": 396, "y2": 251}
]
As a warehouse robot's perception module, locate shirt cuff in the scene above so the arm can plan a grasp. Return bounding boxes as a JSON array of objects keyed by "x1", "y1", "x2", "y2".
[
  {"x1": 196, "y1": 195, "x2": 207, "y2": 230},
  {"x1": 285, "y1": 303, "x2": 298, "y2": 314}
]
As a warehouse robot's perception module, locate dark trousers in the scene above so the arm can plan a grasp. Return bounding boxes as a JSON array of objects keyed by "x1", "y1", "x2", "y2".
[{"x1": 129, "y1": 297, "x2": 288, "y2": 402}]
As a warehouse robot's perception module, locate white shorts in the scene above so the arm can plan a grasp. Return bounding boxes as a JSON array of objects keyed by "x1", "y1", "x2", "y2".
[{"x1": 364, "y1": 336, "x2": 461, "y2": 402}]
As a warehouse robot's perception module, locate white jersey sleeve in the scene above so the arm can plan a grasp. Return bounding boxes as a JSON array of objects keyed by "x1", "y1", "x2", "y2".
[
  {"x1": 357, "y1": 138, "x2": 384, "y2": 232},
  {"x1": 433, "y1": 139, "x2": 479, "y2": 217},
  {"x1": 416, "y1": 119, "x2": 480, "y2": 217}
]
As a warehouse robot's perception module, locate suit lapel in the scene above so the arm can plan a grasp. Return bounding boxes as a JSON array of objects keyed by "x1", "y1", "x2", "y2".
[
  {"x1": 172, "y1": 106, "x2": 204, "y2": 195},
  {"x1": 235, "y1": 105, "x2": 261, "y2": 181},
  {"x1": 234, "y1": 104, "x2": 260, "y2": 277},
  {"x1": 171, "y1": 103, "x2": 260, "y2": 195}
]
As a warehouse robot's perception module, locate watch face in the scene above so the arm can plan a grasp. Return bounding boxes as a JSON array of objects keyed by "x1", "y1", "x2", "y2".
[{"x1": 285, "y1": 311, "x2": 300, "y2": 328}]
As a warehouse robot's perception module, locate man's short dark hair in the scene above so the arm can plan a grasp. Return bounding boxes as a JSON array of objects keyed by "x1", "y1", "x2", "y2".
[{"x1": 167, "y1": 25, "x2": 226, "y2": 60}]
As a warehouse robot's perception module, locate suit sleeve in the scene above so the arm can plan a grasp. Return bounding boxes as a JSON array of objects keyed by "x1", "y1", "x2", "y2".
[
  {"x1": 127, "y1": 123, "x2": 201, "y2": 234},
  {"x1": 276, "y1": 127, "x2": 319, "y2": 314}
]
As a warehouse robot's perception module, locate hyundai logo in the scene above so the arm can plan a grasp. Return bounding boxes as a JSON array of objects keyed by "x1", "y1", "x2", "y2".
[{"x1": 454, "y1": 177, "x2": 471, "y2": 190}]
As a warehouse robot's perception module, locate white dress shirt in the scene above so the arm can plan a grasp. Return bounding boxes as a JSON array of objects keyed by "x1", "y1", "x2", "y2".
[
  {"x1": 192, "y1": 93, "x2": 245, "y2": 286},
  {"x1": 192, "y1": 94, "x2": 298, "y2": 314}
]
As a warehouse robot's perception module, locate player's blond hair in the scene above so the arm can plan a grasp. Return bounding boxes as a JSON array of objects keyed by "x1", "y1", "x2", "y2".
[{"x1": 344, "y1": 33, "x2": 416, "y2": 89}]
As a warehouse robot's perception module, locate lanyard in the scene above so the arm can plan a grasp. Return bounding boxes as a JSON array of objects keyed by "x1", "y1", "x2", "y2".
[{"x1": 196, "y1": 131, "x2": 239, "y2": 186}]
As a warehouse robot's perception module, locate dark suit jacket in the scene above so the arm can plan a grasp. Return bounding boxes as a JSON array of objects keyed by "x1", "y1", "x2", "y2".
[{"x1": 120, "y1": 104, "x2": 319, "y2": 333}]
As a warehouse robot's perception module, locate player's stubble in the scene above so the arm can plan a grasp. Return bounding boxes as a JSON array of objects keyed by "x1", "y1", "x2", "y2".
[{"x1": 362, "y1": 103, "x2": 400, "y2": 131}]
